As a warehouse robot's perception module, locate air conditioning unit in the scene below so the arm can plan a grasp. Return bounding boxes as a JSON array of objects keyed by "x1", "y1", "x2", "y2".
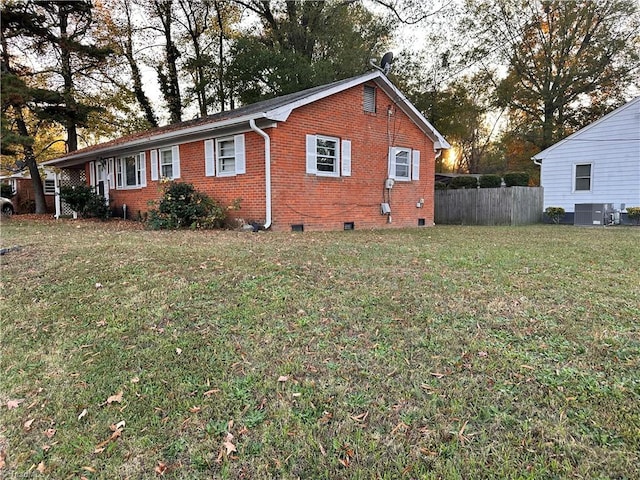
[{"x1": 574, "y1": 203, "x2": 613, "y2": 226}]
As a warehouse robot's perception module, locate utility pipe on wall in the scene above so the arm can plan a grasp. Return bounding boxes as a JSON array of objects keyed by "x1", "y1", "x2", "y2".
[{"x1": 249, "y1": 119, "x2": 272, "y2": 229}]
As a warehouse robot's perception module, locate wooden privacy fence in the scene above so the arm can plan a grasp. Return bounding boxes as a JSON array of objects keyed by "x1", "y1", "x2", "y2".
[{"x1": 435, "y1": 186, "x2": 543, "y2": 225}]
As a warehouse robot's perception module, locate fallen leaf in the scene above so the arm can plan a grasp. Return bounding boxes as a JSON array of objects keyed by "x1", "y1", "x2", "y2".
[
  {"x1": 223, "y1": 433, "x2": 236, "y2": 455},
  {"x1": 37, "y1": 461, "x2": 46, "y2": 473},
  {"x1": 155, "y1": 461, "x2": 168, "y2": 475},
  {"x1": 189, "y1": 406, "x2": 201, "y2": 413},
  {"x1": 96, "y1": 320, "x2": 107, "y2": 327},
  {"x1": 23, "y1": 418, "x2": 35, "y2": 430},
  {"x1": 203, "y1": 389, "x2": 219, "y2": 397},
  {"x1": 44, "y1": 428, "x2": 56, "y2": 438},
  {"x1": 95, "y1": 282, "x2": 103, "y2": 289},
  {"x1": 110, "y1": 420, "x2": 126, "y2": 431},
  {"x1": 520, "y1": 365, "x2": 535, "y2": 370},
  {"x1": 82, "y1": 466, "x2": 97, "y2": 473},
  {"x1": 130, "y1": 376, "x2": 140, "y2": 384},
  {"x1": 277, "y1": 375, "x2": 289, "y2": 383},
  {"x1": 78, "y1": 408, "x2": 88, "y2": 420},
  {"x1": 7, "y1": 399, "x2": 24, "y2": 409},
  {"x1": 478, "y1": 351, "x2": 488, "y2": 357},
  {"x1": 350, "y1": 411, "x2": 369, "y2": 423},
  {"x1": 430, "y1": 372, "x2": 445, "y2": 378},
  {"x1": 176, "y1": 348, "x2": 182, "y2": 355},
  {"x1": 106, "y1": 391, "x2": 123, "y2": 404}
]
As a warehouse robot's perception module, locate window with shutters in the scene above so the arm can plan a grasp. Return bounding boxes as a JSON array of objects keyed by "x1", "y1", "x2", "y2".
[
  {"x1": 306, "y1": 134, "x2": 351, "y2": 177},
  {"x1": 388, "y1": 146, "x2": 420, "y2": 182},
  {"x1": 363, "y1": 85, "x2": 376, "y2": 113},
  {"x1": 159, "y1": 148, "x2": 174, "y2": 178},
  {"x1": 116, "y1": 153, "x2": 146, "y2": 189},
  {"x1": 204, "y1": 135, "x2": 246, "y2": 177},
  {"x1": 574, "y1": 163, "x2": 592, "y2": 191}
]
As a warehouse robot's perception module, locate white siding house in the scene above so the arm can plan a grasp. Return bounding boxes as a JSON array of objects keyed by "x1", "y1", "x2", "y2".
[{"x1": 532, "y1": 97, "x2": 640, "y2": 222}]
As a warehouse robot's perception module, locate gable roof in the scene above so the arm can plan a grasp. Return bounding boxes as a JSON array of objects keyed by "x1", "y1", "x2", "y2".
[
  {"x1": 45, "y1": 71, "x2": 449, "y2": 168},
  {"x1": 532, "y1": 96, "x2": 640, "y2": 161}
]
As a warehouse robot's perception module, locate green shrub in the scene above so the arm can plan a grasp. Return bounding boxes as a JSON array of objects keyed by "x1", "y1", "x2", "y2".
[
  {"x1": 503, "y1": 172, "x2": 529, "y2": 187},
  {"x1": 1, "y1": 183, "x2": 15, "y2": 198},
  {"x1": 545, "y1": 206, "x2": 565, "y2": 224},
  {"x1": 449, "y1": 176, "x2": 478, "y2": 189},
  {"x1": 479, "y1": 174, "x2": 502, "y2": 188},
  {"x1": 147, "y1": 181, "x2": 226, "y2": 230},
  {"x1": 60, "y1": 184, "x2": 110, "y2": 219},
  {"x1": 626, "y1": 207, "x2": 640, "y2": 225},
  {"x1": 435, "y1": 181, "x2": 448, "y2": 190}
]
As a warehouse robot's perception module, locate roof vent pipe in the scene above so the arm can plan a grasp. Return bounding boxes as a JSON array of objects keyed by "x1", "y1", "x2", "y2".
[{"x1": 249, "y1": 119, "x2": 272, "y2": 229}]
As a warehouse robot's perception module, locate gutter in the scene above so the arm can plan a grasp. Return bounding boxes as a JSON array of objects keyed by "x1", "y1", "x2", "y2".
[
  {"x1": 249, "y1": 119, "x2": 272, "y2": 229},
  {"x1": 532, "y1": 157, "x2": 542, "y2": 166}
]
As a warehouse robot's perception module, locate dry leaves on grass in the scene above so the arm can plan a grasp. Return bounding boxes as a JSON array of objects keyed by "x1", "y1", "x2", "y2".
[
  {"x1": 6, "y1": 399, "x2": 24, "y2": 409},
  {"x1": 94, "y1": 421, "x2": 125, "y2": 454},
  {"x1": 106, "y1": 391, "x2": 123, "y2": 405}
]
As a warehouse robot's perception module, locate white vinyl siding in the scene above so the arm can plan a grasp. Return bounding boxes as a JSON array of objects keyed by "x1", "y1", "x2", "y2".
[{"x1": 537, "y1": 98, "x2": 640, "y2": 211}]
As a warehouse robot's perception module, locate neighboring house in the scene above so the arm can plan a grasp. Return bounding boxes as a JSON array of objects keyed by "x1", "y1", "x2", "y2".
[
  {"x1": 532, "y1": 97, "x2": 640, "y2": 224},
  {"x1": 44, "y1": 71, "x2": 450, "y2": 231},
  {"x1": 0, "y1": 169, "x2": 57, "y2": 214}
]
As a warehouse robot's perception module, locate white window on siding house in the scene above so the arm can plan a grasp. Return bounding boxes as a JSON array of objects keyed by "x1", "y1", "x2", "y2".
[
  {"x1": 214, "y1": 135, "x2": 246, "y2": 176},
  {"x1": 574, "y1": 163, "x2": 592, "y2": 191},
  {"x1": 363, "y1": 85, "x2": 376, "y2": 113},
  {"x1": 306, "y1": 134, "x2": 351, "y2": 177},
  {"x1": 116, "y1": 152, "x2": 146, "y2": 189},
  {"x1": 388, "y1": 146, "x2": 420, "y2": 181}
]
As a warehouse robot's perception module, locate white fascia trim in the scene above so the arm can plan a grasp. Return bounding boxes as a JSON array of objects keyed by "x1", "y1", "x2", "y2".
[{"x1": 43, "y1": 113, "x2": 271, "y2": 167}]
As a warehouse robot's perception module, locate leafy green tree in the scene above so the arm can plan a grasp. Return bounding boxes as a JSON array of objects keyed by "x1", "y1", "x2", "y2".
[
  {"x1": 465, "y1": 0, "x2": 640, "y2": 152},
  {"x1": 227, "y1": 0, "x2": 391, "y2": 104}
]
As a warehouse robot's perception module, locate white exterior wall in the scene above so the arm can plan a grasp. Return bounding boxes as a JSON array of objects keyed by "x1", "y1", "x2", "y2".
[{"x1": 537, "y1": 98, "x2": 640, "y2": 212}]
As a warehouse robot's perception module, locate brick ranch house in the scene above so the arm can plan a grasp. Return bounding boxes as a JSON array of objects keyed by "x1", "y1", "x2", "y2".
[{"x1": 45, "y1": 71, "x2": 450, "y2": 231}]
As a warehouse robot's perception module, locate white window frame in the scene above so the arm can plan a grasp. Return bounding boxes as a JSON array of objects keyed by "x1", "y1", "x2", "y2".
[
  {"x1": 151, "y1": 145, "x2": 180, "y2": 181},
  {"x1": 212, "y1": 135, "x2": 246, "y2": 177},
  {"x1": 388, "y1": 146, "x2": 420, "y2": 182},
  {"x1": 574, "y1": 163, "x2": 592, "y2": 192},
  {"x1": 315, "y1": 135, "x2": 340, "y2": 177},
  {"x1": 116, "y1": 152, "x2": 146, "y2": 189},
  {"x1": 159, "y1": 147, "x2": 174, "y2": 179},
  {"x1": 44, "y1": 179, "x2": 56, "y2": 195},
  {"x1": 305, "y1": 134, "x2": 351, "y2": 178}
]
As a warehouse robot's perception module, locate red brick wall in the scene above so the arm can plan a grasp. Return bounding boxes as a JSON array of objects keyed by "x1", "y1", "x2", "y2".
[
  {"x1": 93, "y1": 81, "x2": 436, "y2": 231},
  {"x1": 14, "y1": 178, "x2": 55, "y2": 214},
  {"x1": 267, "y1": 82, "x2": 435, "y2": 231}
]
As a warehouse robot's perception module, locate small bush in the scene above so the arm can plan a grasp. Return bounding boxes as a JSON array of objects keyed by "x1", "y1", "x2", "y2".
[
  {"x1": 545, "y1": 206, "x2": 565, "y2": 224},
  {"x1": 626, "y1": 207, "x2": 640, "y2": 225},
  {"x1": 1, "y1": 183, "x2": 15, "y2": 198},
  {"x1": 435, "y1": 181, "x2": 448, "y2": 190},
  {"x1": 503, "y1": 172, "x2": 529, "y2": 187},
  {"x1": 449, "y1": 176, "x2": 478, "y2": 189},
  {"x1": 60, "y1": 184, "x2": 110, "y2": 219},
  {"x1": 147, "y1": 181, "x2": 226, "y2": 230},
  {"x1": 479, "y1": 174, "x2": 502, "y2": 188}
]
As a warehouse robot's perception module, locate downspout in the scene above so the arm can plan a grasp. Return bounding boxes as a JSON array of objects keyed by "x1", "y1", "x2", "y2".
[
  {"x1": 249, "y1": 119, "x2": 272, "y2": 229},
  {"x1": 532, "y1": 157, "x2": 542, "y2": 166}
]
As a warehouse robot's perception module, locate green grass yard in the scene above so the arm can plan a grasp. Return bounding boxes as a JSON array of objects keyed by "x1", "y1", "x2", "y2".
[{"x1": 1, "y1": 218, "x2": 639, "y2": 479}]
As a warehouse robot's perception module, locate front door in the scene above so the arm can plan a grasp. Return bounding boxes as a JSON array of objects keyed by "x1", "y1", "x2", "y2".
[{"x1": 95, "y1": 161, "x2": 109, "y2": 203}]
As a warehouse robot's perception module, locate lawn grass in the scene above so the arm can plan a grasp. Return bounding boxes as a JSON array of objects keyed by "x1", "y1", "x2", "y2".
[{"x1": 1, "y1": 218, "x2": 639, "y2": 479}]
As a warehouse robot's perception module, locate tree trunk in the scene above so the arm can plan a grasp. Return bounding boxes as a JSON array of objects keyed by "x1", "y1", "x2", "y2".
[
  {"x1": 58, "y1": 5, "x2": 78, "y2": 152},
  {"x1": 16, "y1": 113, "x2": 47, "y2": 214}
]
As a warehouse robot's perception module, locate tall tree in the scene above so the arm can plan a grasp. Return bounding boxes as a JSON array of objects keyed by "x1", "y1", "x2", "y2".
[
  {"x1": 465, "y1": 0, "x2": 640, "y2": 152},
  {"x1": 227, "y1": 0, "x2": 391, "y2": 104}
]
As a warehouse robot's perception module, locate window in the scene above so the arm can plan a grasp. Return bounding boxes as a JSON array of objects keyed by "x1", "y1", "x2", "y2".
[
  {"x1": 388, "y1": 147, "x2": 420, "y2": 181},
  {"x1": 363, "y1": 85, "x2": 376, "y2": 113},
  {"x1": 306, "y1": 134, "x2": 351, "y2": 177},
  {"x1": 116, "y1": 152, "x2": 146, "y2": 188},
  {"x1": 44, "y1": 179, "x2": 55, "y2": 195},
  {"x1": 151, "y1": 146, "x2": 180, "y2": 181},
  {"x1": 575, "y1": 163, "x2": 592, "y2": 191},
  {"x1": 204, "y1": 135, "x2": 246, "y2": 177}
]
